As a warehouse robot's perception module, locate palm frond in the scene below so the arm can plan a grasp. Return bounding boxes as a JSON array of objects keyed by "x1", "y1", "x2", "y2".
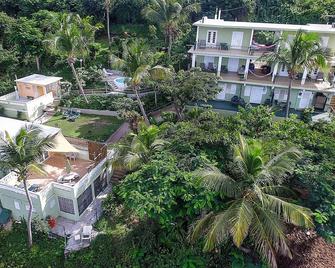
[
  {"x1": 195, "y1": 165, "x2": 238, "y2": 198},
  {"x1": 230, "y1": 199, "x2": 254, "y2": 247},
  {"x1": 249, "y1": 212, "x2": 277, "y2": 268},
  {"x1": 264, "y1": 194, "x2": 314, "y2": 228}
]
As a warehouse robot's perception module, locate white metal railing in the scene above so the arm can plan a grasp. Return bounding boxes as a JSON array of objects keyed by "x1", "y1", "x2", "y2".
[
  {"x1": 0, "y1": 92, "x2": 17, "y2": 101},
  {"x1": 73, "y1": 155, "x2": 107, "y2": 196}
]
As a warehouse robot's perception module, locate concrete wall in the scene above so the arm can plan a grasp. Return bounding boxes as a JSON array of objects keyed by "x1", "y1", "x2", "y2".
[
  {"x1": 198, "y1": 26, "x2": 252, "y2": 49},
  {"x1": 0, "y1": 155, "x2": 111, "y2": 221},
  {"x1": 0, "y1": 92, "x2": 53, "y2": 121}
]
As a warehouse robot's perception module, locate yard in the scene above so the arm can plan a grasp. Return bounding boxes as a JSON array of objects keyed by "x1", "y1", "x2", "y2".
[{"x1": 45, "y1": 114, "x2": 123, "y2": 142}]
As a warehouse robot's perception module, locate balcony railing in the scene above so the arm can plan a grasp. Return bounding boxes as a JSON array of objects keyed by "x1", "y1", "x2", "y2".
[{"x1": 193, "y1": 41, "x2": 276, "y2": 55}]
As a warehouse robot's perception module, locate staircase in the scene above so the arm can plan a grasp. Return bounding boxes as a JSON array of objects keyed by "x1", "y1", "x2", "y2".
[
  {"x1": 111, "y1": 169, "x2": 127, "y2": 184},
  {"x1": 330, "y1": 96, "x2": 335, "y2": 110}
]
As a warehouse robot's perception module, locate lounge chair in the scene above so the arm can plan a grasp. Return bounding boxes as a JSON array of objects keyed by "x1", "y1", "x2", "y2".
[{"x1": 82, "y1": 225, "x2": 93, "y2": 242}]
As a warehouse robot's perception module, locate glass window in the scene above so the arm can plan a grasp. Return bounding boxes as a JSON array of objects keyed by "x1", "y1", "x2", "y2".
[
  {"x1": 77, "y1": 186, "x2": 93, "y2": 216},
  {"x1": 94, "y1": 171, "x2": 108, "y2": 197},
  {"x1": 58, "y1": 197, "x2": 75, "y2": 214}
]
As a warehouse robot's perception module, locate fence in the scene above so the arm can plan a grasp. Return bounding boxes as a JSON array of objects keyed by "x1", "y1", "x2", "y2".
[{"x1": 61, "y1": 107, "x2": 118, "y2": 117}]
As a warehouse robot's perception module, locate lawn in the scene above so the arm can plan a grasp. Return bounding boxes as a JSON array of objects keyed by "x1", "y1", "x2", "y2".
[{"x1": 45, "y1": 114, "x2": 123, "y2": 142}]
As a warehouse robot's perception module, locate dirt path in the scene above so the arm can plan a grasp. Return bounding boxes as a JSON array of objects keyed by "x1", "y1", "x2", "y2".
[
  {"x1": 278, "y1": 228, "x2": 335, "y2": 268},
  {"x1": 106, "y1": 122, "x2": 130, "y2": 144}
]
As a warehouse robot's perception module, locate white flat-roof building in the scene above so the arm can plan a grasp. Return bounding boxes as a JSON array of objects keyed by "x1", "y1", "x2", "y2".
[{"x1": 0, "y1": 74, "x2": 62, "y2": 121}]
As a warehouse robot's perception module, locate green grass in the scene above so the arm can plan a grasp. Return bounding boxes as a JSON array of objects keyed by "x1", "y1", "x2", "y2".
[{"x1": 45, "y1": 114, "x2": 123, "y2": 142}]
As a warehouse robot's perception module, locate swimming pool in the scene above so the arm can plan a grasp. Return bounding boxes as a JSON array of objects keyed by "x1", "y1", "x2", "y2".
[{"x1": 114, "y1": 77, "x2": 130, "y2": 88}]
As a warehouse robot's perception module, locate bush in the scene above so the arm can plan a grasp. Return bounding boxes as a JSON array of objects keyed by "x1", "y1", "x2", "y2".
[
  {"x1": 60, "y1": 95, "x2": 137, "y2": 111},
  {"x1": 0, "y1": 222, "x2": 64, "y2": 267}
]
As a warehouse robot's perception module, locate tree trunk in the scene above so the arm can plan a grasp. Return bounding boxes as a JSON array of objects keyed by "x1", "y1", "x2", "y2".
[
  {"x1": 134, "y1": 86, "x2": 150, "y2": 125},
  {"x1": 154, "y1": 90, "x2": 157, "y2": 107},
  {"x1": 167, "y1": 34, "x2": 173, "y2": 60},
  {"x1": 173, "y1": 102, "x2": 183, "y2": 121},
  {"x1": 285, "y1": 76, "x2": 293, "y2": 118},
  {"x1": 35, "y1": 56, "x2": 40, "y2": 71},
  {"x1": 68, "y1": 60, "x2": 89, "y2": 103},
  {"x1": 23, "y1": 179, "x2": 33, "y2": 248},
  {"x1": 106, "y1": 7, "x2": 111, "y2": 45}
]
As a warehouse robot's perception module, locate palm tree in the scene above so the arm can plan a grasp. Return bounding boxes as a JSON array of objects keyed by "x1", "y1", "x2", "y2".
[
  {"x1": 111, "y1": 39, "x2": 170, "y2": 124},
  {"x1": 142, "y1": 0, "x2": 200, "y2": 60},
  {"x1": 49, "y1": 13, "x2": 101, "y2": 103},
  {"x1": 104, "y1": 0, "x2": 114, "y2": 45},
  {"x1": 0, "y1": 126, "x2": 53, "y2": 247},
  {"x1": 190, "y1": 135, "x2": 313, "y2": 268},
  {"x1": 112, "y1": 122, "x2": 166, "y2": 171},
  {"x1": 261, "y1": 30, "x2": 327, "y2": 118}
]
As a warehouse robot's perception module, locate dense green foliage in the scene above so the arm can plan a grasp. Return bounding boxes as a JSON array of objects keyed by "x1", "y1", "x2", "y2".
[
  {"x1": 0, "y1": 222, "x2": 64, "y2": 267},
  {"x1": 1, "y1": 0, "x2": 335, "y2": 267},
  {"x1": 99, "y1": 106, "x2": 335, "y2": 267}
]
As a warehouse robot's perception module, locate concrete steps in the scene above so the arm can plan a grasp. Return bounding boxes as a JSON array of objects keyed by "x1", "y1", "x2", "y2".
[{"x1": 111, "y1": 169, "x2": 127, "y2": 183}]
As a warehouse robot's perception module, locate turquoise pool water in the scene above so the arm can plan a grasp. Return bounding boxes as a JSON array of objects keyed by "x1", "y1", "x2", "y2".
[{"x1": 114, "y1": 77, "x2": 130, "y2": 88}]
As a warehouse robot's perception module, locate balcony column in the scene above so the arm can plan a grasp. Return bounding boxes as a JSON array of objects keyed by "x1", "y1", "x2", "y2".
[
  {"x1": 191, "y1": 54, "x2": 196, "y2": 68},
  {"x1": 272, "y1": 63, "x2": 278, "y2": 82},
  {"x1": 301, "y1": 67, "x2": 308, "y2": 85},
  {"x1": 217, "y1": 56, "x2": 222, "y2": 77},
  {"x1": 244, "y1": 58, "x2": 250, "y2": 79}
]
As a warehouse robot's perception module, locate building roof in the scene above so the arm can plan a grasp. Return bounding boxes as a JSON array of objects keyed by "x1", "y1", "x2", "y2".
[
  {"x1": 194, "y1": 19, "x2": 335, "y2": 33},
  {"x1": 0, "y1": 117, "x2": 59, "y2": 140},
  {"x1": 15, "y1": 74, "x2": 62, "y2": 86}
]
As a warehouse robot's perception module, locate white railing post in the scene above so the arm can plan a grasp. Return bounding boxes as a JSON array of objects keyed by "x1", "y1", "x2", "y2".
[
  {"x1": 272, "y1": 63, "x2": 278, "y2": 82},
  {"x1": 245, "y1": 59, "x2": 250, "y2": 80},
  {"x1": 191, "y1": 54, "x2": 196, "y2": 68},
  {"x1": 217, "y1": 56, "x2": 222, "y2": 76},
  {"x1": 301, "y1": 67, "x2": 308, "y2": 85}
]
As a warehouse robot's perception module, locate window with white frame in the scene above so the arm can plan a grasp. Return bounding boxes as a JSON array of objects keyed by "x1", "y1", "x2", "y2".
[
  {"x1": 206, "y1": 30, "x2": 217, "y2": 46},
  {"x1": 14, "y1": 200, "x2": 20, "y2": 210}
]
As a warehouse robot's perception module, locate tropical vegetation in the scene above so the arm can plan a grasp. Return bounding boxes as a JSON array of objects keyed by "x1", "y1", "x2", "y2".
[
  {"x1": 0, "y1": 126, "x2": 54, "y2": 247},
  {"x1": 1, "y1": 1, "x2": 335, "y2": 267},
  {"x1": 261, "y1": 30, "x2": 328, "y2": 118}
]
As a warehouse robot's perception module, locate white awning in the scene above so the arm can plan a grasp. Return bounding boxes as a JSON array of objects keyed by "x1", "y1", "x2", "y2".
[{"x1": 48, "y1": 132, "x2": 79, "y2": 153}]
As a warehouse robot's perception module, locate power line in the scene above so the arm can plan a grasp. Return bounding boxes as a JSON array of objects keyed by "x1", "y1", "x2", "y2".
[{"x1": 219, "y1": 6, "x2": 246, "y2": 12}]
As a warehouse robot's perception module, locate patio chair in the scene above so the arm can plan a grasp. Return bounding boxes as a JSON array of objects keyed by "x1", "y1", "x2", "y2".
[
  {"x1": 220, "y1": 43, "x2": 228, "y2": 50},
  {"x1": 199, "y1": 63, "x2": 206, "y2": 71},
  {"x1": 315, "y1": 72, "x2": 324, "y2": 83},
  {"x1": 207, "y1": 62, "x2": 216, "y2": 72},
  {"x1": 198, "y1": 40, "x2": 206, "y2": 49},
  {"x1": 82, "y1": 225, "x2": 93, "y2": 242}
]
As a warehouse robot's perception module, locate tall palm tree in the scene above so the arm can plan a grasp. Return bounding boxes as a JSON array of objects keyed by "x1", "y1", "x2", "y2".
[
  {"x1": 190, "y1": 135, "x2": 313, "y2": 268},
  {"x1": 261, "y1": 30, "x2": 327, "y2": 118},
  {"x1": 0, "y1": 126, "x2": 53, "y2": 247},
  {"x1": 142, "y1": 0, "x2": 200, "y2": 60},
  {"x1": 104, "y1": 0, "x2": 114, "y2": 45},
  {"x1": 49, "y1": 13, "x2": 101, "y2": 103},
  {"x1": 111, "y1": 39, "x2": 170, "y2": 124},
  {"x1": 112, "y1": 122, "x2": 166, "y2": 171}
]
